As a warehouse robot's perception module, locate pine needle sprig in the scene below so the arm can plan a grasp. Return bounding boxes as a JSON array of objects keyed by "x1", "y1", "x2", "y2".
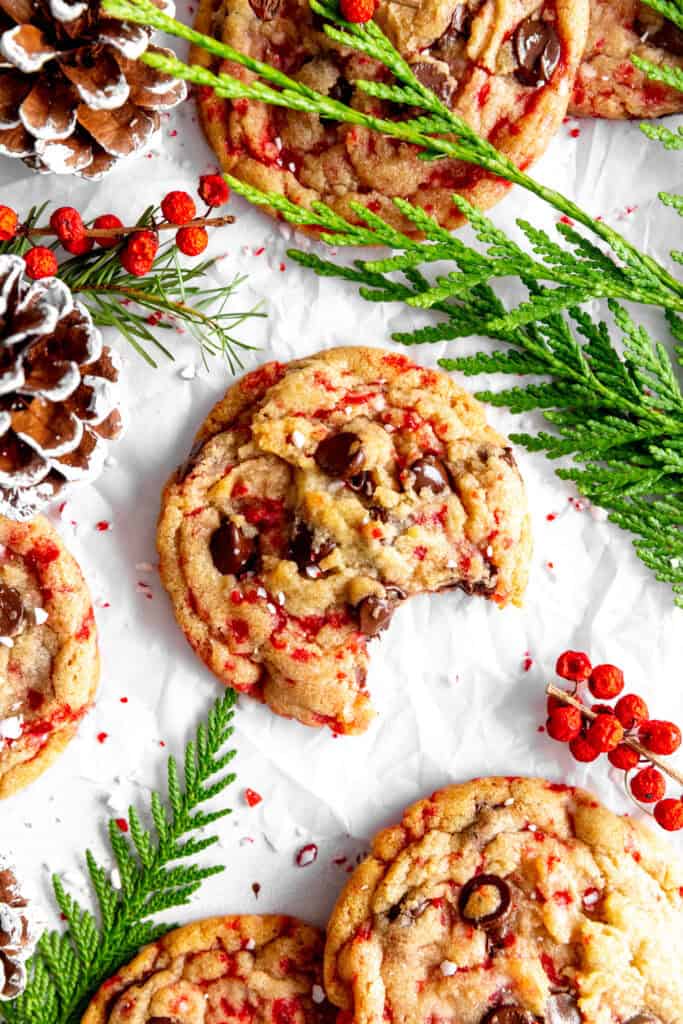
[
  {"x1": 0, "y1": 690, "x2": 238, "y2": 1024},
  {"x1": 633, "y1": 0, "x2": 683, "y2": 147},
  {"x1": 1, "y1": 204, "x2": 264, "y2": 370}
]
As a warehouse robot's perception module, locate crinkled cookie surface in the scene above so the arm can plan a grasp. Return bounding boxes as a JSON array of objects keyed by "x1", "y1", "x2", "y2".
[
  {"x1": 570, "y1": 0, "x2": 683, "y2": 118},
  {"x1": 0, "y1": 514, "x2": 98, "y2": 798},
  {"x1": 157, "y1": 347, "x2": 531, "y2": 735},
  {"x1": 82, "y1": 914, "x2": 335, "y2": 1024},
  {"x1": 325, "y1": 776, "x2": 683, "y2": 1024},
  {"x1": 193, "y1": 0, "x2": 589, "y2": 233}
]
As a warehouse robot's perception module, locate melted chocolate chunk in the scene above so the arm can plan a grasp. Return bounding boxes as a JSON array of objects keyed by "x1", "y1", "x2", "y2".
[
  {"x1": 513, "y1": 19, "x2": 561, "y2": 87},
  {"x1": 481, "y1": 1009, "x2": 536, "y2": 1024},
  {"x1": 410, "y1": 61, "x2": 455, "y2": 104},
  {"x1": 289, "y1": 522, "x2": 335, "y2": 573},
  {"x1": 0, "y1": 583, "x2": 24, "y2": 638},
  {"x1": 248, "y1": 0, "x2": 281, "y2": 19},
  {"x1": 348, "y1": 470, "x2": 376, "y2": 498},
  {"x1": 314, "y1": 432, "x2": 365, "y2": 480},
  {"x1": 357, "y1": 587, "x2": 405, "y2": 637},
  {"x1": 176, "y1": 437, "x2": 205, "y2": 482},
  {"x1": 410, "y1": 455, "x2": 451, "y2": 494},
  {"x1": 209, "y1": 521, "x2": 255, "y2": 576},
  {"x1": 330, "y1": 75, "x2": 354, "y2": 106},
  {"x1": 545, "y1": 995, "x2": 581, "y2": 1024},
  {"x1": 650, "y1": 18, "x2": 683, "y2": 55},
  {"x1": 458, "y1": 873, "x2": 511, "y2": 926}
]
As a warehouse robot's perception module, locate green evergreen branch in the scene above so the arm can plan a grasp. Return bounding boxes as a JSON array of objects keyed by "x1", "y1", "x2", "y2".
[{"x1": 0, "y1": 690, "x2": 238, "y2": 1024}]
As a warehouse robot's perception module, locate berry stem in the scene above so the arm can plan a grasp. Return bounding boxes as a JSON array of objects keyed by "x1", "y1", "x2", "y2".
[
  {"x1": 26, "y1": 214, "x2": 236, "y2": 240},
  {"x1": 546, "y1": 684, "x2": 683, "y2": 786}
]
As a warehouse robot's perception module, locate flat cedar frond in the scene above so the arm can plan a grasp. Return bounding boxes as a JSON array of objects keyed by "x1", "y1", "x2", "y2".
[{"x1": 0, "y1": 690, "x2": 237, "y2": 1024}]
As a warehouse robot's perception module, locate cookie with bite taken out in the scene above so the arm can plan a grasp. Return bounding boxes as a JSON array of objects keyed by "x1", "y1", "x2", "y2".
[{"x1": 157, "y1": 347, "x2": 531, "y2": 735}]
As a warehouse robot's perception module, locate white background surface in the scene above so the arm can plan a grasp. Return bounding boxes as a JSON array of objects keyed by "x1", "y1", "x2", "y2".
[{"x1": 2, "y1": 0, "x2": 683, "y2": 946}]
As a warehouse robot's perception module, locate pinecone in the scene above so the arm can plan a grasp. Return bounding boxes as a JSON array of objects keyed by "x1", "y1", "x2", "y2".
[
  {"x1": 0, "y1": 253, "x2": 124, "y2": 520},
  {"x1": 0, "y1": 0, "x2": 187, "y2": 178},
  {"x1": 0, "y1": 851, "x2": 39, "y2": 1001}
]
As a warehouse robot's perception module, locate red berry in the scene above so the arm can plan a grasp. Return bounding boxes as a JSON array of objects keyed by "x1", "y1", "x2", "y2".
[
  {"x1": 630, "y1": 766, "x2": 666, "y2": 804},
  {"x1": 586, "y1": 713, "x2": 624, "y2": 753},
  {"x1": 638, "y1": 720, "x2": 682, "y2": 756},
  {"x1": 608, "y1": 744, "x2": 640, "y2": 771},
  {"x1": 555, "y1": 650, "x2": 592, "y2": 683},
  {"x1": 50, "y1": 206, "x2": 85, "y2": 248},
  {"x1": 588, "y1": 664, "x2": 624, "y2": 700},
  {"x1": 615, "y1": 694, "x2": 649, "y2": 731},
  {"x1": 176, "y1": 225, "x2": 208, "y2": 257},
  {"x1": 0, "y1": 205, "x2": 18, "y2": 241},
  {"x1": 63, "y1": 234, "x2": 94, "y2": 256},
  {"x1": 24, "y1": 246, "x2": 58, "y2": 280},
  {"x1": 161, "y1": 190, "x2": 197, "y2": 226},
  {"x1": 198, "y1": 173, "x2": 230, "y2": 207},
  {"x1": 546, "y1": 706, "x2": 582, "y2": 743},
  {"x1": 339, "y1": 0, "x2": 375, "y2": 22},
  {"x1": 93, "y1": 214, "x2": 124, "y2": 249},
  {"x1": 120, "y1": 230, "x2": 158, "y2": 276},
  {"x1": 244, "y1": 788, "x2": 262, "y2": 807},
  {"x1": 569, "y1": 736, "x2": 600, "y2": 763},
  {"x1": 654, "y1": 798, "x2": 683, "y2": 832}
]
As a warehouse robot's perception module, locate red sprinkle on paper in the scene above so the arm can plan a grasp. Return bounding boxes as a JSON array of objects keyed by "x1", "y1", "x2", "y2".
[
  {"x1": 569, "y1": 128, "x2": 580, "y2": 138},
  {"x1": 559, "y1": 216, "x2": 574, "y2": 226},
  {"x1": 120, "y1": 697, "x2": 128, "y2": 704},
  {"x1": 296, "y1": 843, "x2": 318, "y2": 867},
  {"x1": 546, "y1": 513, "x2": 557, "y2": 522},
  {"x1": 97, "y1": 732, "x2": 108, "y2": 744},
  {"x1": 245, "y1": 788, "x2": 262, "y2": 807},
  {"x1": 96, "y1": 521, "x2": 110, "y2": 532},
  {"x1": 115, "y1": 818, "x2": 129, "y2": 833},
  {"x1": 523, "y1": 656, "x2": 533, "y2": 672}
]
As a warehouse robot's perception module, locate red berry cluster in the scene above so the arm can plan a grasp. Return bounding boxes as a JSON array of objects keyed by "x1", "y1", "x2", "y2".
[
  {"x1": 546, "y1": 650, "x2": 683, "y2": 831},
  {"x1": 0, "y1": 174, "x2": 231, "y2": 281},
  {"x1": 339, "y1": 0, "x2": 376, "y2": 22}
]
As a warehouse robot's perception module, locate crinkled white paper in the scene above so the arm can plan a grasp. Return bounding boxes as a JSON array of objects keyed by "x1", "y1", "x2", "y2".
[{"x1": 2, "y1": 3, "x2": 682, "y2": 937}]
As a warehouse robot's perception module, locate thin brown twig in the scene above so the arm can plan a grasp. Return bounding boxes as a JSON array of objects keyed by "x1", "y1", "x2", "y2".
[
  {"x1": 26, "y1": 214, "x2": 235, "y2": 240},
  {"x1": 546, "y1": 683, "x2": 683, "y2": 788}
]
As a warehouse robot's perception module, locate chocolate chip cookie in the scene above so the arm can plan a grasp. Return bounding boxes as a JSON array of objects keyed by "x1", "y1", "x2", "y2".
[
  {"x1": 570, "y1": 0, "x2": 683, "y2": 118},
  {"x1": 157, "y1": 347, "x2": 531, "y2": 735},
  {"x1": 82, "y1": 914, "x2": 333, "y2": 1024},
  {"x1": 325, "y1": 777, "x2": 683, "y2": 1024},
  {"x1": 192, "y1": 0, "x2": 589, "y2": 233},
  {"x1": 0, "y1": 515, "x2": 99, "y2": 798}
]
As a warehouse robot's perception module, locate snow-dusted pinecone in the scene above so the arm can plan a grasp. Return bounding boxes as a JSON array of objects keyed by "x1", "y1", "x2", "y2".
[
  {"x1": 0, "y1": 0, "x2": 187, "y2": 178},
  {"x1": 0, "y1": 254, "x2": 124, "y2": 520},
  {"x1": 0, "y1": 851, "x2": 40, "y2": 1001}
]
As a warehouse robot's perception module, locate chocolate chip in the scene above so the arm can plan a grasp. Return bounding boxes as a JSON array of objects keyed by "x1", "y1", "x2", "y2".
[
  {"x1": 357, "y1": 587, "x2": 405, "y2": 637},
  {"x1": 410, "y1": 455, "x2": 451, "y2": 494},
  {"x1": 545, "y1": 995, "x2": 581, "y2": 1024},
  {"x1": 348, "y1": 470, "x2": 375, "y2": 498},
  {"x1": 0, "y1": 583, "x2": 24, "y2": 638},
  {"x1": 289, "y1": 522, "x2": 335, "y2": 573},
  {"x1": 410, "y1": 61, "x2": 455, "y2": 104},
  {"x1": 481, "y1": 1008, "x2": 536, "y2": 1024},
  {"x1": 314, "y1": 432, "x2": 365, "y2": 480},
  {"x1": 248, "y1": 0, "x2": 281, "y2": 19},
  {"x1": 209, "y1": 521, "x2": 255, "y2": 576},
  {"x1": 458, "y1": 874, "x2": 511, "y2": 926},
  {"x1": 176, "y1": 437, "x2": 205, "y2": 482},
  {"x1": 650, "y1": 19, "x2": 683, "y2": 55},
  {"x1": 330, "y1": 75, "x2": 354, "y2": 106},
  {"x1": 513, "y1": 19, "x2": 561, "y2": 87}
]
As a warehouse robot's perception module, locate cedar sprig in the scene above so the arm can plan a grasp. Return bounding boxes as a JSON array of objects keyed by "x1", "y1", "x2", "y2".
[
  {"x1": 0, "y1": 203, "x2": 263, "y2": 370},
  {"x1": 0, "y1": 690, "x2": 238, "y2": 1024},
  {"x1": 633, "y1": 0, "x2": 683, "y2": 148}
]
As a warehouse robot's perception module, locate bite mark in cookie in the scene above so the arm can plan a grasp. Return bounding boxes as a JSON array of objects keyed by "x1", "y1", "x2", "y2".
[
  {"x1": 0, "y1": 514, "x2": 99, "y2": 798},
  {"x1": 192, "y1": 0, "x2": 589, "y2": 234},
  {"x1": 324, "y1": 777, "x2": 683, "y2": 1024},
  {"x1": 570, "y1": 0, "x2": 683, "y2": 119},
  {"x1": 82, "y1": 914, "x2": 334, "y2": 1024},
  {"x1": 157, "y1": 347, "x2": 531, "y2": 735}
]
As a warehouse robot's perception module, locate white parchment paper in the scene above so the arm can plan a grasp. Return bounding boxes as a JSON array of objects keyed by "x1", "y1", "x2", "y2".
[{"x1": 2, "y1": 2, "x2": 683, "y2": 939}]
